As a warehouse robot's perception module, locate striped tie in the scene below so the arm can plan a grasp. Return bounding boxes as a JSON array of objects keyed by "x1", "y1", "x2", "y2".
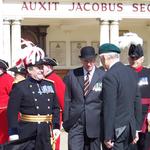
[{"x1": 84, "y1": 72, "x2": 90, "y2": 96}]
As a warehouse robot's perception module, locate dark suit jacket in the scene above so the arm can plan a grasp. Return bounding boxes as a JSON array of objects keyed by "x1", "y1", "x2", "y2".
[
  {"x1": 102, "y1": 62, "x2": 142, "y2": 141},
  {"x1": 63, "y1": 67, "x2": 105, "y2": 138}
]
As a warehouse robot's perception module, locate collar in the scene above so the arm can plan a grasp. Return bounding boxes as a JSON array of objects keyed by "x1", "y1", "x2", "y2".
[
  {"x1": 83, "y1": 66, "x2": 95, "y2": 76},
  {"x1": 131, "y1": 66, "x2": 143, "y2": 72},
  {"x1": 28, "y1": 76, "x2": 42, "y2": 83},
  {"x1": 109, "y1": 60, "x2": 119, "y2": 69},
  {"x1": 45, "y1": 70, "x2": 54, "y2": 78}
]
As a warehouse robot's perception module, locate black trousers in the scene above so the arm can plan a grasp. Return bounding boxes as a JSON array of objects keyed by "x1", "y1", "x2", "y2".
[
  {"x1": 68, "y1": 113, "x2": 101, "y2": 150},
  {"x1": 0, "y1": 137, "x2": 35, "y2": 150},
  {"x1": 128, "y1": 132, "x2": 150, "y2": 150}
]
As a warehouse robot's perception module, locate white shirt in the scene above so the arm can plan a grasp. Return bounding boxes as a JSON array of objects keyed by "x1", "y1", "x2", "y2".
[{"x1": 83, "y1": 66, "x2": 95, "y2": 83}]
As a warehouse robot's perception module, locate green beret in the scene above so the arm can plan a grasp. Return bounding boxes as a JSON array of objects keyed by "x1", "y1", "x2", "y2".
[{"x1": 99, "y1": 43, "x2": 121, "y2": 54}]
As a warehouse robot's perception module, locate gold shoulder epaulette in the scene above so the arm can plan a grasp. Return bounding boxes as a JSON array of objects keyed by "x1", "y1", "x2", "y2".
[
  {"x1": 13, "y1": 78, "x2": 25, "y2": 84},
  {"x1": 43, "y1": 78, "x2": 55, "y2": 83}
]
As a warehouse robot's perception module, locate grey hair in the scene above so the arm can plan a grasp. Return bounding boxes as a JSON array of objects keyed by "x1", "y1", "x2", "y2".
[{"x1": 100, "y1": 52, "x2": 120, "y2": 61}]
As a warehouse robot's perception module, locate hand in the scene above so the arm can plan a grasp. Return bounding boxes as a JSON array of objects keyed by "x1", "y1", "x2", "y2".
[
  {"x1": 104, "y1": 140, "x2": 114, "y2": 149},
  {"x1": 132, "y1": 131, "x2": 139, "y2": 144},
  {"x1": 53, "y1": 129, "x2": 60, "y2": 140},
  {"x1": 9, "y1": 134, "x2": 19, "y2": 141}
]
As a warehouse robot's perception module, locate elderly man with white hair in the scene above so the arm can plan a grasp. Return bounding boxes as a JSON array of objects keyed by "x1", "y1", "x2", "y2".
[{"x1": 99, "y1": 43, "x2": 142, "y2": 150}]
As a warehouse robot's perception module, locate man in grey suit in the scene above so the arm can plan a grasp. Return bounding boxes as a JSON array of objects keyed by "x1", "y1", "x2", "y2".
[
  {"x1": 63, "y1": 46, "x2": 105, "y2": 150},
  {"x1": 99, "y1": 43, "x2": 142, "y2": 150}
]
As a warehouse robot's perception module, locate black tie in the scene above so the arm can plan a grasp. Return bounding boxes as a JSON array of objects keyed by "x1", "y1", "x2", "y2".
[{"x1": 84, "y1": 72, "x2": 90, "y2": 96}]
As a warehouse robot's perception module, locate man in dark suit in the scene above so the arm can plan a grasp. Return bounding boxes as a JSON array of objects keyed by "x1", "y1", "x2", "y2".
[
  {"x1": 99, "y1": 43, "x2": 142, "y2": 150},
  {"x1": 63, "y1": 46, "x2": 105, "y2": 150}
]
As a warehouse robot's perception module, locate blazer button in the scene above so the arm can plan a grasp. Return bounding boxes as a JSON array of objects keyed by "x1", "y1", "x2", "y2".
[
  {"x1": 48, "y1": 106, "x2": 50, "y2": 109},
  {"x1": 36, "y1": 106, "x2": 39, "y2": 109}
]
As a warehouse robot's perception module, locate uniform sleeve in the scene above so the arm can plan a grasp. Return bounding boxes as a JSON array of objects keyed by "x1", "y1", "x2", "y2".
[
  {"x1": 53, "y1": 76, "x2": 65, "y2": 111},
  {"x1": 62, "y1": 71, "x2": 72, "y2": 131},
  {"x1": 102, "y1": 74, "x2": 117, "y2": 141},
  {"x1": 134, "y1": 76, "x2": 142, "y2": 130},
  {"x1": 7, "y1": 84, "x2": 22, "y2": 135},
  {"x1": 52, "y1": 87, "x2": 60, "y2": 130}
]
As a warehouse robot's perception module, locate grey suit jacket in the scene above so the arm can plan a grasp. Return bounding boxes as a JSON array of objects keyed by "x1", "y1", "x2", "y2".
[{"x1": 63, "y1": 67, "x2": 105, "y2": 138}]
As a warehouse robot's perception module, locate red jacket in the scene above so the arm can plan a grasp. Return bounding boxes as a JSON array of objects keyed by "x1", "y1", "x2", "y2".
[
  {"x1": 0, "y1": 72, "x2": 14, "y2": 108},
  {"x1": 46, "y1": 71, "x2": 65, "y2": 111},
  {"x1": 0, "y1": 72, "x2": 14, "y2": 144}
]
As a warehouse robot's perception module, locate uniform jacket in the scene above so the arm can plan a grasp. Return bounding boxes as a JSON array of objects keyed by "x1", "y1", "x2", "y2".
[
  {"x1": 7, "y1": 77, "x2": 60, "y2": 143},
  {"x1": 0, "y1": 72, "x2": 13, "y2": 144},
  {"x1": 102, "y1": 62, "x2": 142, "y2": 141},
  {"x1": 0, "y1": 73, "x2": 14, "y2": 108},
  {"x1": 46, "y1": 71, "x2": 65, "y2": 111},
  {"x1": 134, "y1": 66, "x2": 150, "y2": 132},
  {"x1": 63, "y1": 67, "x2": 105, "y2": 138}
]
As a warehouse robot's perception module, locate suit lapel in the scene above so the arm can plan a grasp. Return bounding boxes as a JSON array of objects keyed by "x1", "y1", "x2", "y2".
[
  {"x1": 74, "y1": 67, "x2": 84, "y2": 90},
  {"x1": 86, "y1": 68, "x2": 100, "y2": 96}
]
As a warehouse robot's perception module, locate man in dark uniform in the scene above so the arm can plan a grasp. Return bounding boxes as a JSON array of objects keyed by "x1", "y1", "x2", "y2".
[
  {"x1": 7, "y1": 43, "x2": 60, "y2": 150},
  {"x1": 99, "y1": 43, "x2": 142, "y2": 150},
  {"x1": 63, "y1": 46, "x2": 105, "y2": 150},
  {"x1": 128, "y1": 44, "x2": 150, "y2": 150}
]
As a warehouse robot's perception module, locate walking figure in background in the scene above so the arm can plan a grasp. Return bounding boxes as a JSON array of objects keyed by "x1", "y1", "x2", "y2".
[
  {"x1": 43, "y1": 57, "x2": 65, "y2": 150},
  {"x1": 119, "y1": 32, "x2": 150, "y2": 150}
]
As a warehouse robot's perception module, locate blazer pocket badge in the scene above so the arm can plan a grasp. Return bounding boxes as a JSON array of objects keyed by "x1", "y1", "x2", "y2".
[{"x1": 92, "y1": 82, "x2": 102, "y2": 92}]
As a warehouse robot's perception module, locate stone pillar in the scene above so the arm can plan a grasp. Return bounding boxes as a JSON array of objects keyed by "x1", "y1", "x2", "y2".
[
  {"x1": 110, "y1": 20, "x2": 119, "y2": 45},
  {"x1": 99, "y1": 20, "x2": 110, "y2": 45},
  {"x1": 11, "y1": 19, "x2": 21, "y2": 66},
  {"x1": 3, "y1": 19, "x2": 11, "y2": 65}
]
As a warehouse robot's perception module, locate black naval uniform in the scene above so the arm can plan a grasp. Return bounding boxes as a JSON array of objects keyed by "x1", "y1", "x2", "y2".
[
  {"x1": 7, "y1": 76, "x2": 60, "y2": 150},
  {"x1": 136, "y1": 67, "x2": 150, "y2": 150},
  {"x1": 129, "y1": 66, "x2": 150, "y2": 150}
]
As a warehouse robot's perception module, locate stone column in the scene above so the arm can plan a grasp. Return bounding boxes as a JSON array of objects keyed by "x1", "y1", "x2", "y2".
[
  {"x1": 11, "y1": 19, "x2": 21, "y2": 66},
  {"x1": 110, "y1": 20, "x2": 119, "y2": 46},
  {"x1": 99, "y1": 20, "x2": 110, "y2": 45},
  {"x1": 3, "y1": 19, "x2": 11, "y2": 65}
]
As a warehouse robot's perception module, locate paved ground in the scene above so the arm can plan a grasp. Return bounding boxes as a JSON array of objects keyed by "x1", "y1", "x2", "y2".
[
  {"x1": 60, "y1": 131, "x2": 103, "y2": 150},
  {"x1": 60, "y1": 130, "x2": 68, "y2": 150}
]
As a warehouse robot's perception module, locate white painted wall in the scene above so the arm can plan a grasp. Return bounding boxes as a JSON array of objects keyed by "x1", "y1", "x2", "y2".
[{"x1": 45, "y1": 19, "x2": 150, "y2": 68}]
